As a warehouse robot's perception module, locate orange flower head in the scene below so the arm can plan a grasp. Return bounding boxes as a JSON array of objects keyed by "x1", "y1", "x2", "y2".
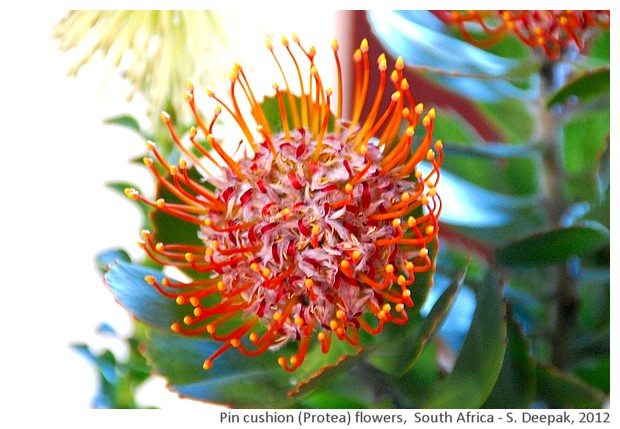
[
  {"x1": 126, "y1": 37, "x2": 443, "y2": 371},
  {"x1": 437, "y1": 10, "x2": 610, "y2": 59}
]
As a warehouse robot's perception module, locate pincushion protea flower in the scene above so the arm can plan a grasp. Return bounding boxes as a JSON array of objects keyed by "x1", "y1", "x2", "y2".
[
  {"x1": 436, "y1": 10, "x2": 610, "y2": 60},
  {"x1": 120, "y1": 37, "x2": 442, "y2": 372}
]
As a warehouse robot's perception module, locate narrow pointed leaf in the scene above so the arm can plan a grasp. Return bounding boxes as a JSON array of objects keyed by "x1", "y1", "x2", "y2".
[
  {"x1": 483, "y1": 305, "x2": 536, "y2": 408},
  {"x1": 536, "y1": 364, "x2": 605, "y2": 408},
  {"x1": 496, "y1": 222, "x2": 610, "y2": 267},
  {"x1": 368, "y1": 266, "x2": 466, "y2": 376},
  {"x1": 422, "y1": 268, "x2": 507, "y2": 408},
  {"x1": 104, "y1": 114, "x2": 142, "y2": 135},
  {"x1": 547, "y1": 67, "x2": 610, "y2": 108},
  {"x1": 104, "y1": 260, "x2": 190, "y2": 332}
]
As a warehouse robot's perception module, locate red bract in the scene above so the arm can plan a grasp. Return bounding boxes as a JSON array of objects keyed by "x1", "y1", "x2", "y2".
[
  {"x1": 124, "y1": 37, "x2": 443, "y2": 372},
  {"x1": 437, "y1": 10, "x2": 610, "y2": 59}
]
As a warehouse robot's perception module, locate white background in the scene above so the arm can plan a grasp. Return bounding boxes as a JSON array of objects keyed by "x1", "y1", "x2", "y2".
[{"x1": 0, "y1": 1, "x2": 616, "y2": 426}]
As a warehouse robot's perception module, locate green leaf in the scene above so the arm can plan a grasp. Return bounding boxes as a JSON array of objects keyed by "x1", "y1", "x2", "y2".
[
  {"x1": 422, "y1": 268, "x2": 507, "y2": 408},
  {"x1": 496, "y1": 222, "x2": 610, "y2": 267},
  {"x1": 368, "y1": 266, "x2": 466, "y2": 376},
  {"x1": 483, "y1": 305, "x2": 536, "y2": 408},
  {"x1": 144, "y1": 327, "x2": 366, "y2": 408},
  {"x1": 104, "y1": 114, "x2": 142, "y2": 135},
  {"x1": 547, "y1": 68, "x2": 610, "y2": 108},
  {"x1": 535, "y1": 364, "x2": 606, "y2": 408}
]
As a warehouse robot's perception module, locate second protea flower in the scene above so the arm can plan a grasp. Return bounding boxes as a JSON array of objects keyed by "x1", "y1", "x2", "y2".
[{"x1": 122, "y1": 37, "x2": 443, "y2": 372}]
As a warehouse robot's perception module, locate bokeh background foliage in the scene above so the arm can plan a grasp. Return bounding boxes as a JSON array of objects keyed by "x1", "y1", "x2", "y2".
[{"x1": 60, "y1": 11, "x2": 609, "y2": 408}]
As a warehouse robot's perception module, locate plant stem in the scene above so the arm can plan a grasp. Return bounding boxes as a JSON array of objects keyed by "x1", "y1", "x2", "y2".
[{"x1": 538, "y1": 61, "x2": 579, "y2": 370}]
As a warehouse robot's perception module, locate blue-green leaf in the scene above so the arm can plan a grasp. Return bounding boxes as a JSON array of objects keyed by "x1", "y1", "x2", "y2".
[
  {"x1": 547, "y1": 67, "x2": 610, "y2": 108},
  {"x1": 368, "y1": 10, "x2": 535, "y2": 102},
  {"x1": 104, "y1": 260, "x2": 188, "y2": 332}
]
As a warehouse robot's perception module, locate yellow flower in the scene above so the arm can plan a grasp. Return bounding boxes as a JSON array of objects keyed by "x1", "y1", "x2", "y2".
[{"x1": 53, "y1": 11, "x2": 232, "y2": 124}]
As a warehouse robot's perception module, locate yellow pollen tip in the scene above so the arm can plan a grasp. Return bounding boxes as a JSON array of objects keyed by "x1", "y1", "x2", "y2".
[
  {"x1": 207, "y1": 324, "x2": 216, "y2": 334},
  {"x1": 396, "y1": 304, "x2": 405, "y2": 313},
  {"x1": 186, "y1": 80, "x2": 194, "y2": 91},
  {"x1": 204, "y1": 219, "x2": 212, "y2": 227},
  {"x1": 425, "y1": 225, "x2": 435, "y2": 235},
  {"x1": 426, "y1": 149, "x2": 435, "y2": 160},
  {"x1": 265, "y1": 39, "x2": 273, "y2": 51},
  {"x1": 395, "y1": 56, "x2": 404, "y2": 70},
  {"x1": 272, "y1": 83, "x2": 279, "y2": 91},
  {"x1": 273, "y1": 312, "x2": 282, "y2": 322},
  {"x1": 435, "y1": 140, "x2": 443, "y2": 150},
  {"x1": 179, "y1": 159, "x2": 187, "y2": 169},
  {"x1": 205, "y1": 248, "x2": 214, "y2": 257},
  {"x1": 331, "y1": 39, "x2": 339, "y2": 51},
  {"x1": 189, "y1": 127, "x2": 197, "y2": 137},
  {"x1": 360, "y1": 38, "x2": 369, "y2": 52},
  {"x1": 401, "y1": 192, "x2": 410, "y2": 202},
  {"x1": 329, "y1": 320, "x2": 339, "y2": 330},
  {"x1": 292, "y1": 33, "x2": 300, "y2": 43},
  {"x1": 282, "y1": 208, "x2": 291, "y2": 217},
  {"x1": 422, "y1": 196, "x2": 429, "y2": 205},
  {"x1": 385, "y1": 264, "x2": 394, "y2": 274},
  {"x1": 156, "y1": 198, "x2": 165, "y2": 209},
  {"x1": 211, "y1": 240, "x2": 218, "y2": 249},
  {"x1": 392, "y1": 218, "x2": 401, "y2": 228},
  {"x1": 203, "y1": 359, "x2": 212, "y2": 370},
  {"x1": 378, "y1": 311, "x2": 387, "y2": 320},
  {"x1": 336, "y1": 310, "x2": 345, "y2": 320},
  {"x1": 124, "y1": 188, "x2": 139, "y2": 200},
  {"x1": 230, "y1": 339, "x2": 241, "y2": 348},
  {"x1": 171, "y1": 323, "x2": 181, "y2": 332},
  {"x1": 420, "y1": 248, "x2": 429, "y2": 257},
  {"x1": 415, "y1": 170, "x2": 423, "y2": 179},
  {"x1": 278, "y1": 357, "x2": 286, "y2": 367},
  {"x1": 391, "y1": 91, "x2": 401, "y2": 102},
  {"x1": 194, "y1": 307, "x2": 203, "y2": 317},
  {"x1": 428, "y1": 188, "x2": 437, "y2": 197},
  {"x1": 184, "y1": 90, "x2": 192, "y2": 101},
  {"x1": 190, "y1": 297, "x2": 200, "y2": 307},
  {"x1": 154, "y1": 242, "x2": 164, "y2": 251},
  {"x1": 382, "y1": 304, "x2": 391, "y2": 313},
  {"x1": 290, "y1": 356, "x2": 299, "y2": 365},
  {"x1": 415, "y1": 103, "x2": 424, "y2": 114},
  {"x1": 185, "y1": 253, "x2": 194, "y2": 262},
  {"x1": 143, "y1": 157, "x2": 153, "y2": 168},
  {"x1": 359, "y1": 145, "x2": 367, "y2": 155},
  {"x1": 406, "y1": 126, "x2": 415, "y2": 137},
  {"x1": 145, "y1": 140, "x2": 155, "y2": 151},
  {"x1": 354, "y1": 49, "x2": 362, "y2": 61},
  {"x1": 295, "y1": 317, "x2": 304, "y2": 326},
  {"x1": 144, "y1": 275, "x2": 156, "y2": 285},
  {"x1": 250, "y1": 332, "x2": 258, "y2": 343},
  {"x1": 428, "y1": 108, "x2": 436, "y2": 119},
  {"x1": 217, "y1": 281, "x2": 225, "y2": 291},
  {"x1": 183, "y1": 316, "x2": 193, "y2": 325},
  {"x1": 262, "y1": 267, "x2": 271, "y2": 277},
  {"x1": 408, "y1": 216, "x2": 416, "y2": 227},
  {"x1": 398, "y1": 275, "x2": 406, "y2": 286},
  {"x1": 401, "y1": 78, "x2": 410, "y2": 91},
  {"x1": 175, "y1": 296, "x2": 186, "y2": 305},
  {"x1": 309, "y1": 46, "x2": 316, "y2": 56},
  {"x1": 160, "y1": 111, "x2": 171, "y2": 124},
  {"x1": 318, "y1": 332, "x2": 326, "y2": 341},
  {"x1": 250, "y1": 262, "x2": 260, "y2": 272},
  {"x1": 344, "y1": 183, "x2": 353, "y2": 193},
  {"x1": 340, "y1": 260, "x2": 350, "y2": 270},
  {"x1": 406, "y1": 262, "x2": 414, "y2": 271},
  {"x1": 305, "y1": 278, "x2": 314, "y2": 288},
  {"x1": 352, "y1": 250, "x2": 362, "y2": 261},
  {"x1": 312, "y1": 225, "x2": 320, "y2": 235},
  {"x1": 311, "y1": 65, "x2": 319, "y2": 76},
  {"x1": 206, "y1": 89, "x2": 215, "y2": 97},
  {"x1": 402, "y1": 289, "x2": 411, "y2": 299},
  {"x1": 162, "y1": 278, "x2": 170, "y2": 287},
  {"x1": 140, "y1": 230, "x2": 150, "y2": 239}
]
